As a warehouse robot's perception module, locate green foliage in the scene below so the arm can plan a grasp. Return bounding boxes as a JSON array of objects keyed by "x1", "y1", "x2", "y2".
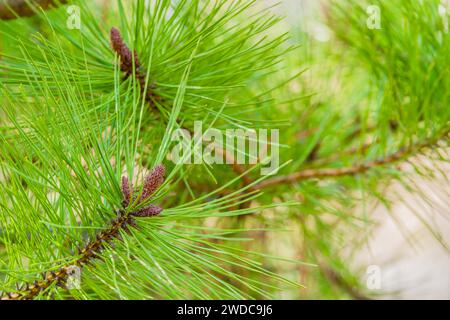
[{"x1": 0, "y1": 0, "x2": 449, "y2": 300}]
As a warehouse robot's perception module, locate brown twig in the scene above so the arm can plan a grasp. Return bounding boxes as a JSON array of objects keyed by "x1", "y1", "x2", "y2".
[
  {"x1": 1, "y1": 165, "x2": 166, "y2": 300},
  {"x1": 250, "y1": 131, "x2": 449, "y2": 191},
  {"x1": 0, "y1": 0, "x2": 67, "y2": 20}
]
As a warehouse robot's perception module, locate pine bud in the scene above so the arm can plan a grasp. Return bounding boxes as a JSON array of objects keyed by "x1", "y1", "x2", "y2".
[
  {"x1": 121, "y1": 176, "x2": 132, "y2": 207},
  {"x1": 110, "y1": 27, "x2": 140, "y2": 74},
  {"x1": 134, "y1": 204, "x2": 163, "y2": 217},
  {"x1": 141, "y1": 164, "x2": 165, "y2": 201}
]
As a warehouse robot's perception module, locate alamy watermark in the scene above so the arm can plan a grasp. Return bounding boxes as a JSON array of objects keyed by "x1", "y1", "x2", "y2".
[
  {"x1": 366, "y1": 5, "x2": 381, "y2": 30},
  {"x1": 170, "y1": 121, "x2": 279, "y2": 176},
  {"x1": 366, "y1": 265, "x2": 382, "y2": 290},
  {"x1": 65, "y1": 265, "x2": 81, "y2": 290},
  {"x1": 66, "y1": 5, "x2": 81, "y2": 30}
]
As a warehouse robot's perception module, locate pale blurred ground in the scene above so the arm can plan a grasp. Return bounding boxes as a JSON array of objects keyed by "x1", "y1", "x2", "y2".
[
  {"x1": 272, "y1": 0, "x2": 450, "y2": 299},
  {"x1": 352, "y1": 156, "x2": 450, "y2": 299}
]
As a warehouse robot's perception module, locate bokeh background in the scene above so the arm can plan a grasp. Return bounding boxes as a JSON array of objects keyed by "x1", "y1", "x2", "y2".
[{"x1": 269, "y1": 0, "x2": 450, "y2": 299}]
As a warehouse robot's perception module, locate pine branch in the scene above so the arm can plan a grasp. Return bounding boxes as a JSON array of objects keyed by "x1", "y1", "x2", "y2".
[
  {"x1": 109, "y1": 27, "x2": 251, "y2": 186},
  {"x1": 0, "y1": 0, "x2": 67, "y2": 20},
  {"x1": 195, "y1": 132, "x2": 448, "y2": 210},
  {"x1": 110, "y1": 27, "x2": 160, "y2": 108},
  {"x1": 1, "y1": 164, "x2": 165, "y2": 300},
  {"x1": 1, "y1": 213, "x2": 133, "y2": 300},
  {"x1": 251, "y1": 131, "x2": 449, "y2": 191}
]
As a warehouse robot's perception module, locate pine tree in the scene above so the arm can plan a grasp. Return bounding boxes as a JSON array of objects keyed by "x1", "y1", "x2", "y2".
[{"x1": 0, "y1": 0, "x2": 448, "y2": 300}]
